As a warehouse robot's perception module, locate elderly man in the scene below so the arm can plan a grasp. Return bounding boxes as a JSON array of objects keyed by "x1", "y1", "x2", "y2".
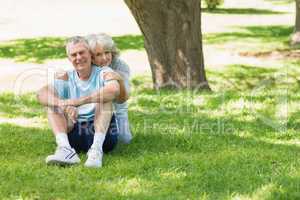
[{"x1": 37, "y1": 36, "x2": 122, "y2": 168}]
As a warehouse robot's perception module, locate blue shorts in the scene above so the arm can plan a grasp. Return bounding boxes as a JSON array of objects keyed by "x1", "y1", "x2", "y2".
[{"x1": 68, "y1": 114, "x2": 119, "y2": 153}]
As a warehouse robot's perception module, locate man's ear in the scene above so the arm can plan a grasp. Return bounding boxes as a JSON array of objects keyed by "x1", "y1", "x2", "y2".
[{"x1": 67, "y1": 55, "x2": 72, "y2": 62}]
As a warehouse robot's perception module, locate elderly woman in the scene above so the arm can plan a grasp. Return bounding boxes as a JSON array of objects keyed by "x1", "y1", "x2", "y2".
[{"x1": 86, "y1": 33, "x2": 132, "y2": 144}]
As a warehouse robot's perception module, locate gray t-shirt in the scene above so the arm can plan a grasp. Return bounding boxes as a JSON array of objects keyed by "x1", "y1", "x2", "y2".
[
  {"x1": 109, "y1": 58, "x2": 131, "y2": 141},
  {"x1": 109, "y1": 58, "x2": 130, "y2": 95}
]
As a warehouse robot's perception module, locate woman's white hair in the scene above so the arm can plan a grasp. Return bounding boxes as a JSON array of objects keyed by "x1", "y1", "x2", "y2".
[{"x1": 85, "y1": 33, "x2": 120, "y2": 59}]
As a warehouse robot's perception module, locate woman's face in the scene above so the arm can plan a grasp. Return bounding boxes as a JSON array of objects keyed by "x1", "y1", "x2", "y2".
[{"x1": 92, "y1": 44, "x2": 113, "y2": 66}]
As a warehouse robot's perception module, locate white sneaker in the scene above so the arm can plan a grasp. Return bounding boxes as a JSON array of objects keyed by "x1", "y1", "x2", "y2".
[
  {"x1": 46, "y1": 146, "x2": 80, "y2": 165},
  {"x1": 84, "y1": 148, "x2": 103, "y2": 168}
]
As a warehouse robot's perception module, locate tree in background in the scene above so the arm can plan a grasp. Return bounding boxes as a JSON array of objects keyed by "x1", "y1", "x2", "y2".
[
  {"x1": 124, "y1": 0, "x2": 210, "y2": 90},
  {"x1": 291, "y1": 0, "x2": 300, "y2": 45}
]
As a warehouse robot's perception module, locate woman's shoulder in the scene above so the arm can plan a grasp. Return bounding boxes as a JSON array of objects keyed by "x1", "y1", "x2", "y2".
[
  {"x1": 111, "y1": 58, "x2": 129, "y2": 69},
  {"x1": 93, "y1": 65, "x2": 113, "y2": 77}
]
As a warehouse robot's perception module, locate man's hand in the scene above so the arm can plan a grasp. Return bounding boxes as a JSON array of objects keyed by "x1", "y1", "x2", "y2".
[
  {"x1": 55, "y1": 100, "x2": 78, "y2": 123},
  {"x1": 103, "y1": 71, "x2": 123, "y2": 82},
  {"x1": 104, "y1": 71, "x2": 128, "y2": 103},
  {"x1": 63, "y1": 106, "x2": 78, "y2": 123},
  {"x1": 58, "y1": 99, "x2": 81, "y2": 107}
]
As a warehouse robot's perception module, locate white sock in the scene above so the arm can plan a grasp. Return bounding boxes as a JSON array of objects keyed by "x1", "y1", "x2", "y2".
[
  {"x1": 91, "y1": 132, "x2": 106, "y2": 152},
  {"x1": 55, "y1": 132, "x2": 71, "y2": 148}
]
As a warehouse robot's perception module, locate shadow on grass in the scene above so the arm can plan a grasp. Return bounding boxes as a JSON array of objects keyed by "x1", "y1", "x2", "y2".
[
  {"x1": 119, "y1": 105, "x2": 300, "y2": 199},
  {"x1": 124, "y1": 72, "x2": 300, "y2": 197},
  {"x1": 0, "y1": 72, "x2": 300, "y2": 199},
  {"x1": 0, "y1": 123, "x2": 52, "y2": 157},
  {"x1": 131, "y1": 64, "x2": 280, "y2": 93},
  {"x1": 208, "y1": 64, "x2": 279, "y2": 91},
  {"x1": 0, "y1": 37, "x2": 66, "y2": 63},
  {"x1": 0, "y1": 35, "x2": 144, "y2": 63},
  {"x1": 124, "y1": 131, "x2": 300, "y2": 199},
  {"x1": 1, "y1": 110, "x2": 300, "y2": 199},
  {"x1": 204, "y1": 25, "x2": 293, "y2": 45},
  {"x1": 129, "y1": 91, "x2": 297, "y2": 137},
  {"x1": 0, "y1": 93, "x2": 44, "y2": 118},
  {"x1": 202, "y1": 8, "x2": 287, "y2": 15}
]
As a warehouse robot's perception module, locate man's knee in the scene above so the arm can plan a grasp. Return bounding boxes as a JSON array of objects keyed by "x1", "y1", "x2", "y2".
[
  {"x1": 47, "y1": 106, "x2": 74, "y2": 132},
  {"x1": 47, "y1": 106, "x2": 60, "y2": 113},
  {"x1": 95, "y1": 102, "x2": 113, "y2": 115},
  {"x1": 94, "y1": 102, "x2": 113, "y2": 132}
]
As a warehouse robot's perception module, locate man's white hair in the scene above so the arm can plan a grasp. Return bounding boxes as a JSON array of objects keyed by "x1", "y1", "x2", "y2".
[
  {"x1": 65, "y1": 36, "x2": 90, "y2": 56},
  {"x1": 85, "y1": 33, "x2": 119, "y2": 59}
]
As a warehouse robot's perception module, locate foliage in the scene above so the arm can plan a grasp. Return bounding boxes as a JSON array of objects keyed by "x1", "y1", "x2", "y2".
[{"x1": 204, "y1": 0, "x2": 224, "y2": 10}]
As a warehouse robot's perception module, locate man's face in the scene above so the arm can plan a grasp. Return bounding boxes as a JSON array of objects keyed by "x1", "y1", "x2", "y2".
[
  {"x1": 92, "y1": 45, "x2": 113, "y2": 67},
  {"x1": 67, "y1": 42, "x2": 92, "y2": 72}
]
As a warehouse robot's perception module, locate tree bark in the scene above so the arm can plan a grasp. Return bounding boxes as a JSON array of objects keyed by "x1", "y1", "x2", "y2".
[
  {"x1": 291, "y1": 0, "x2": 300, "y2": 45},
  {"x1": 124, "y1": 0, "x2": 210, "y2": 90}
]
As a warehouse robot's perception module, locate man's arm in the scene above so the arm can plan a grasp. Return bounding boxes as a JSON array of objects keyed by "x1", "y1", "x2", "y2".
[
  {"x1": 77, "y1": 81, "x2": 120, "y2": 105},
  {"x1": 60, "y1": 80, "x2": 120, "y2": 107},
  {"x1": 37, "y1": 85, "x2": 62, "y2": 107},
  {"x1": 104, "y1": 71, "x2": 129, "y2": 103},
  {"x1": 37, "y1": 73, "x2": 79, "y2": 123},
  {"x1": 116, "y1": 79, "x2": 129, "y2": 103},
  {"x1": 36, "y1": 72, "x2": 68, "y2": 107}
]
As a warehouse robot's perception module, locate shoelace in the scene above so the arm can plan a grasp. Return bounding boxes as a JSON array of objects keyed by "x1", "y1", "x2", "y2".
[{"x1": 56, "y1": 146, "x2": 71, "y2": 154}]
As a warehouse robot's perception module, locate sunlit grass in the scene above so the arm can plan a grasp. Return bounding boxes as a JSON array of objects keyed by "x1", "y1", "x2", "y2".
[
  {"x1": 0, "y1": 24, "x2": 295, "y2": 65},
  {"x1": 266, "y1": 0, "x2": 294, "y2": 5},
  {"x1": 1, "y1": 72, "x2": 300, "y2": 198},
  {"x1": 204, "y1": 25, "x2": 293, "y2": 53},
  {"x1": 0, "y1": 40, "x2": 300, "y2": 198},
  {"x1": 4, "y1": 60, "x2": 300, "y2": 199},
  {"x1": 0, "y1": 0, "x2": 299, "y2": 198},
  {"x1": 202, "y1": 8, "x2": 288, "y2": 14},
  {"x1": 0, "y1": 35, "x2": 144, "y2": 63}
]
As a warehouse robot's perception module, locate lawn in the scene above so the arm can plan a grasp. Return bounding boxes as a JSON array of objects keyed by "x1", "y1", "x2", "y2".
[
  {"x1": 0, "y1": 35, "x2": 144, "y2": 63},
  {"x1": 1, "y1": 62, "x2": 300, "y2": 199},
  {"x1": 1, "y1": 0, "x2": 300, "y2": 199}
]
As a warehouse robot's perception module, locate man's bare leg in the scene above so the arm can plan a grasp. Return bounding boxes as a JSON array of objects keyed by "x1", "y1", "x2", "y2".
[
  {"x1": 45, "y1": 106, "x2": 80, "y2": 165},
  {"x1": 84, "y1": 102, "x2": 113, "y2": 168}
]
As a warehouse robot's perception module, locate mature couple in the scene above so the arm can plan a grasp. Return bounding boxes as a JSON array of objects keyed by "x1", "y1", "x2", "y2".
[{"x1": 37, "y1": 33, "x2": 132, "y2": 168}]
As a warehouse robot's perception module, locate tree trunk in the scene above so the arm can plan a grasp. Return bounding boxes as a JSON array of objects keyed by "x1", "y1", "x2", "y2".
[
  {"x1": 124, "y1": 0, "x2": 210, "y2": 90},
  {"x1": 291, "y1": 0, "x2": 300, "y2": 45}
]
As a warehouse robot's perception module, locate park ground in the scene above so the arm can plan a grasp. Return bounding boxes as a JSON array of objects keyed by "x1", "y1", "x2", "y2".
[{"x1": 1, "y1": 0, "x2": 300, "y2": 199}]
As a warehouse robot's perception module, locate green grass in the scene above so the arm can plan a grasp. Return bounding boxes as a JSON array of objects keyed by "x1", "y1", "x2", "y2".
[
  {"x1": 0, "y1": 37, "x2": 66, "y2": 63},
  {"x1": 202, "y1": 8, "x2": 288, "y2": 15},
  {"x1": 0, "y1": 92, "x2": 43, "y2": 118},
  {"x1": 0, "y1": 24, "x2": 293, "y2": 64},
  {"x1": 0, "y1": 1, "x2": 299, "y2": 198},
  {"x1": 1, "y1": 60, "x2": 300, "y2": 199},
  {"x1": 265, "y1": 0, "x2": 294, "y2": 5},
  {"x1": 204, "y1": 25, "x2": 293, "y2": 52},
  {"x1": 0, "y1": 35, "x2": 144, "y2": 63}
]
